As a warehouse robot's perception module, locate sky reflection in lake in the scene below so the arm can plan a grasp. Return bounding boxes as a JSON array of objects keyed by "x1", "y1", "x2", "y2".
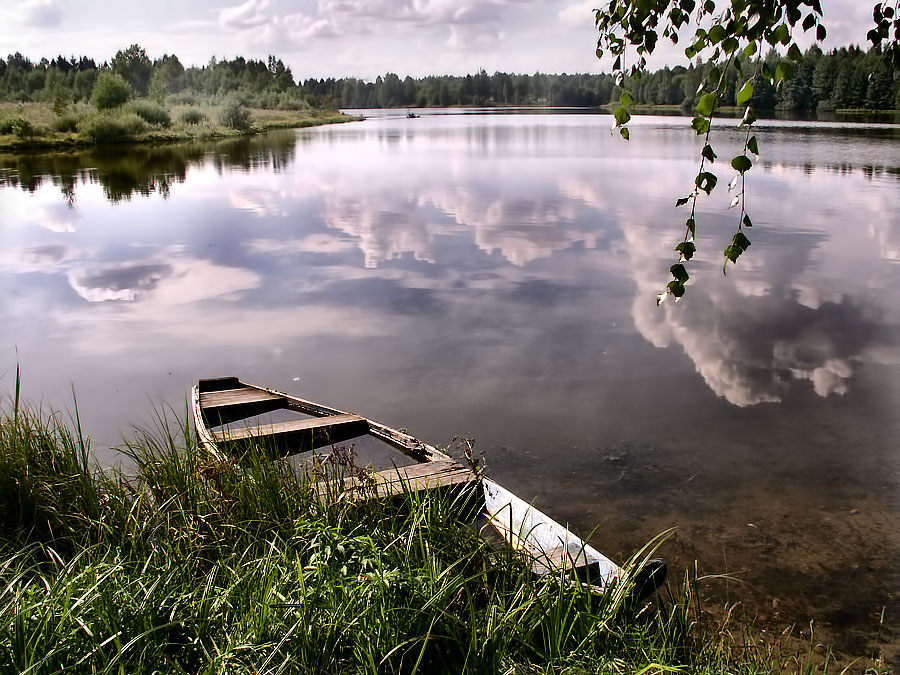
[{"x1": 2, "y1": 112, "x2": 900, "y2": 656}]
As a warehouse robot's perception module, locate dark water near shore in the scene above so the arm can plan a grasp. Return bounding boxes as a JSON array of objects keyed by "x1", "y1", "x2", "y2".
[{"x1": 2, "y1": 109, "x2": 899, "y2": 662}]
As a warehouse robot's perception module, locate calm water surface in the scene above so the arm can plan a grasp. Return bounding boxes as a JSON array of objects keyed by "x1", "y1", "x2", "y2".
[{"x1": 2, "y1": 110, "x2": 899, "y2": 660}]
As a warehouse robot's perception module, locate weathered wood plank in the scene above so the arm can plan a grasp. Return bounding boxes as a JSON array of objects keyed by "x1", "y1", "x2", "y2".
[
  {"x1": 240, "y1": 382, "x2": 452, "y2": 463},
  {"x1": 482, "y1": 478, "x2": 620, "y2": 587},
  {"x1": 200, "y1": 387, "x2": 287, "y2": 426},
  {"x1": 314, "y1": 460, "x2": 477, "y2": 502},
  {"x1": 192, "y1": 385, "x2": 226, "y2": 461},
  {"x1": 214, "y1": 414, "x2": 370, "y2": 456}
]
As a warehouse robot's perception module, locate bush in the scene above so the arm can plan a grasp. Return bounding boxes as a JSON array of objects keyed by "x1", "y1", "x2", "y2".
[
  {"x1": 51, "y1": 114, "x2": 80, "y2": 133},
  {"x1": 219, "y1": 95, "x2": 252, "y2": 131},
  {"x1": 129, "y1": 99, "x2": 171, "y2": 127},
  {"x1": 78, "y1": 113, "x2": 146, "y2": 143},
  {"x1": 167, "y1": 90, "x2": 199, "y2": 106},
  {"x1": 179, "y1": 108, "x2": 206, "y2": 125},
  {"x1": 0, "y1": 117, "x2": 35, "y2": 138},
  {"x1": 91, "y1": 72, "x2": 132, "y2": 110}
]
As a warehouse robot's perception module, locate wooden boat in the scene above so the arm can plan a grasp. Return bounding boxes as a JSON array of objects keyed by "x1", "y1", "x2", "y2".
[
  {"x1": 192, "y1": 377, "x2": 664, "y2": 597},
  {"x1": 407, "y1": 111, "x2": 420, "y2": 118}
]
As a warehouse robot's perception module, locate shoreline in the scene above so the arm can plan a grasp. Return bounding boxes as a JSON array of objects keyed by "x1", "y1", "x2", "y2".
[{"x1": 0, "y1": 107, "x2": 361, "y2": 154}]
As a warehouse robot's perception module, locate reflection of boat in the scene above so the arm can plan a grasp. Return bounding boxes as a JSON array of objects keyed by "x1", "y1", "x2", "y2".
[
  {"x1": 192, "y1": 377, "x2": 665, "y2": 598},
  {"x1": 407, "y1": 111, "x2": 420, "y2": 118}
]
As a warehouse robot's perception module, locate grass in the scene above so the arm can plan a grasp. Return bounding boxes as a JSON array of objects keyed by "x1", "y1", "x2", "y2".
[
  {"x1": 0, "y1": 391, "x2": 889, "y2": 674},
  {"x1": 0, "y1": 101, "x2": 359, "y2": 152}
]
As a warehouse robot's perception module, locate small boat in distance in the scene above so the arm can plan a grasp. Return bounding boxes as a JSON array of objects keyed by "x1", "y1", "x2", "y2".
[
  {"x1": 407, "y1": 110, "x2": 420, "y2": 118},
  {"x1": 192, "y1": 377, "x2": 665, "y2": 597}
]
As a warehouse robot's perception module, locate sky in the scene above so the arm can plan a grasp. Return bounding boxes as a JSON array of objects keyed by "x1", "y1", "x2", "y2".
[{"x1": 0, "y1": 0, "x2": 877, "y2": 80}]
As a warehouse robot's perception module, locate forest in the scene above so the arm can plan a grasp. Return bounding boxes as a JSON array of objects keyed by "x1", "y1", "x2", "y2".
[{"x1": 0, "y1": 43, "x2": 897, "y2": 114}]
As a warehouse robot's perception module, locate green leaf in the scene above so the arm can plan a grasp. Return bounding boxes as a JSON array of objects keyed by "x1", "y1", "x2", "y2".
[
  {"x1": 743, "y1": 42, "x2": 758, "y2": 58},
  {"x1": 773, "y1": 23, "x2": 790, "y2": 44},
  {"x1": 788, "y1": 43, "x2": 803, "y2": 63},
  {"x1": 708, "y1": 24, "x2": 726, "y2": 44},
  {"x1": 706, "y1": 66, "x2": 721, "y2": 85},
  {"x1": 733, "y1": 231, "x2": 751, "y2": 251},
  {"x1": 741, "y1": 106, "x2": 757, "y2": 126},
  {"x1": 817, "y1": 24, "x2": 826, "y2": 41},
  {"x1": 686, "y1": 217, "x2": 696, "y2": 238},
  {"x1": 620, "y1": 91, "x2": 634, "y2": 106},
  {"x1": 695, "y1": 171, "x2": 718, "y2": 194},
  {"x1": 691, "y1": 116, "x2": 710, "y2": 134},
  {"x1": 736, "y1": 80, "x2": 754, "y2": 106},
  {"x1": 670, "y1": 263, "x2": 689, "y2": 283},
  {"x1": 722, "y1": 36, "x2": 739, "y2": 54},
  {"x1": 743, "y1": 213, "x2": 753, "y2": 228},
  {"x1": 667, "y1": 279, "x2": 686, "y2": 297},
  {"x1": 620, "y1": 126, "x2": 630, "y2": 140},
  {"x1": 731, "y1": 155, "x2": 753, "y2": 173},
  {"x1": 747, "y1": 135, "x2": 759, "y2": 155},
  {"x1": 675, "y1": 241, "x2": 696, "y2": 261},
  {"x1": 803, "y1": 14, "x2": 816, "y2": 32},
  {"x1": 614, "y1": 105, "x2": 631, "y2": 126},
  {"x1": 675, "y1": 196, "x2": 691, "y2": 207},
  {"x1": 696, "y1": 92, "x2": 718, "y2": 117},
  {"x1": 596, "y1": 47, "x2": 604, "y2": 59},
  {"x1": 775, "y1": 61, "x2": 795, "y2": 82},
  {"x1": 701, "y1": 143, "x2": 717, "y2": 162},
  {"x1": 723, "y1": 245, "x2": 740, "y2": 264}
]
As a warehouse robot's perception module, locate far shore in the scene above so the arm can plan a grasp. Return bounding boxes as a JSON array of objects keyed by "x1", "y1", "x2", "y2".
[{"x1": 0, "y1": 101, "x2": 361, "y2": 154}]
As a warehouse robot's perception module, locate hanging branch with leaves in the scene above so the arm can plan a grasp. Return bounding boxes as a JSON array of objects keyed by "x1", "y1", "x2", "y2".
[{"x1": 594, "y1": 0, "x2": 835, "y2": 302}]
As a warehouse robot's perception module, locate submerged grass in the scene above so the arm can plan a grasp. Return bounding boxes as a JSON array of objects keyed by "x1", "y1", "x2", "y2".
[{"x1": 0, "y1": 394, "x2": 886, "y2": 674}]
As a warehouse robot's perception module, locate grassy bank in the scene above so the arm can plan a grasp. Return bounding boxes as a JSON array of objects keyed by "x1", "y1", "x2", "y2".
[
  {"x1": 0, "y1": 398, "x2": 882, "y2": 674},
  {"x1": 0, "y1": 101, "x2": 358, "y2": 152}
]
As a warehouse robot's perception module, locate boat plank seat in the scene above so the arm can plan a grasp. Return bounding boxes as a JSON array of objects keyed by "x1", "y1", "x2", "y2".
[
  {"x1": 200, "y1": 386, "x2": 288, "y2": 425},
  {"x1": 315, "y1": 460, "x2": 478, "y2": 502},
  {"x1": 213, "y1": 413, "x2": 370, "y2": 456}
]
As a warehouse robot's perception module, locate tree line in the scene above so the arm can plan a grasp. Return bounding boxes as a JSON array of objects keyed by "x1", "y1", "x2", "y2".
[
  {"x1": 1, "y1": 43, "x2": 897, "y2": 113},
  {"x1": 303, "y1": 46, "x2": 897, "y2": 112},
  {"x1": 0, "y1": 45, "x2": 308, "y2": 111}
]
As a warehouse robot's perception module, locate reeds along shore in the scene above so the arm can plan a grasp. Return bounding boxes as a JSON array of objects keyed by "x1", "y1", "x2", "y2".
[{"x1": 0, "y1": 396, "x2": 874, "y2": 674}]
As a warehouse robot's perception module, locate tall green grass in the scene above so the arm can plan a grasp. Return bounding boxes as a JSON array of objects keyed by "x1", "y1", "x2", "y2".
[{"x1": 0, "y1": 396, "x2": 879, "y2": 674}]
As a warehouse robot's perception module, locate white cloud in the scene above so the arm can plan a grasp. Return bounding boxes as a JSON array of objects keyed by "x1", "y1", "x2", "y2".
[
  {"x1": 22, "y1": 0, "x2": 61, "y2": 27},
  {"x1": 219, "y1": 0, "x2": 271, "y2": 30},
  {"x1": 247, "y1": 234, "x2": 358, "y2": 255},
  {"x1": 67, "y1": 258, "x2": 259, "y2": 304},
  {"x1": 558, "y1": 0, "x2": 594, "y2": 29}
]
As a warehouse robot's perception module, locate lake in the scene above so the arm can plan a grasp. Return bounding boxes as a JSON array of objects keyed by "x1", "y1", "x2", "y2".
[{"x1": 1, "y1": 109, "x2": 899, "y2": 661}]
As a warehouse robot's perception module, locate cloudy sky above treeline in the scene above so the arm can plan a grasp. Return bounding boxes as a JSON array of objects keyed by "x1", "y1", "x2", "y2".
[{"x1": 0, "y1": 0, "x2": 876, "y2": 79}]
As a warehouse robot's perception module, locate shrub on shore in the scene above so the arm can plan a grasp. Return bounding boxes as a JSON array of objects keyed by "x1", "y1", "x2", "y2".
[
  {"x1": 179, "y1": 108, "x2": 206, "y2": 125},
  {"x1": 0, "y1": 116, "x2": 36, "y2": 138},
  {"x1": 50, "y1": 113, "x2": 80, "y2": 133},
  {"x1": 91, "y1": 72, "x2": 132, "y2": 110},
  {"x1": 129, "y1": 99, "x2": 171, "y2": 128},
  {"x1": 78, "y1": 112, "x2": 146, "y2": 143},
  {"x1": 219, "y1": 95, "x2": 252, "y2": 131}
]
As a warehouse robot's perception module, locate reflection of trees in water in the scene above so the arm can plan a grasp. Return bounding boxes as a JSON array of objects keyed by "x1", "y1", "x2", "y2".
[
  {"x1": 0, "y1": 131, "x2": 298, "y2": 204},
  {"x1": 208, "y1": 133, "x2": 297, "y2": 175}
]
